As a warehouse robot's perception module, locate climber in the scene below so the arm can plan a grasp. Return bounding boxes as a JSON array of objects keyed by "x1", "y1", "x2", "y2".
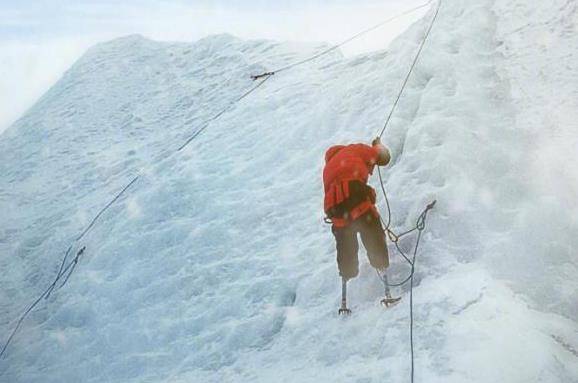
[{"x1": 323, "y1": 137, "x2": 396, "y2": 314}]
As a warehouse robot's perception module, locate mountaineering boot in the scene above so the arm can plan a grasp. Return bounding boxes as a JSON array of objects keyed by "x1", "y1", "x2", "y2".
[
  {"x1": 338, "y1": 277, "x2": 352, "y2": 315},
  {"x1": 379, "y1": 271, "x2": 401, "y2": 308}
]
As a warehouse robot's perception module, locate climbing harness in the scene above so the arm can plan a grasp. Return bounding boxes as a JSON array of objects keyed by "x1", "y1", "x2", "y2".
[{"x1": 331, "y1": 4, "x2": 440, "y2": 383}]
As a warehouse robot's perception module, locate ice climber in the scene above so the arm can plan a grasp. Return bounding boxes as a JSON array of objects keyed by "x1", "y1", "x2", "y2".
[{"x1": 323, "y1": 137, "x2": 397, "y2": 314}]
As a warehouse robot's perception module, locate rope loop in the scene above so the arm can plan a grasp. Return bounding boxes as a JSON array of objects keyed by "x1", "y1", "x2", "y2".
[
  {"x1": 416, "y1": 200, "x2": 436, "y2": 230},
  {"x1": 386, "y1": 229, "x2": 399, "y2": 243}
]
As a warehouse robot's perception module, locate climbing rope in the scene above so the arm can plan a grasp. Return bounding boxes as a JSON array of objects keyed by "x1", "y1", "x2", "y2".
[
  {"x1": 378, "y1": 0, "x2": 441, "y2": 138},
  {"x1": 376, "y1": 200, "x2": 434, "y2": 382},
  {"x1": 2, "y1": 0, "x2": 440, "y2": 366},
  {"x1": 376, "y1": 201, "x2": 435, "y2": 285},
  {"x1": 377, "y1": 0, "x2": 441, "y2": 236},
  {"x1": 372, "y1": 2, "x2": 442, "y2": 383},
  {"x1": 178, "y1": 74, "x2": 272, "y2": 151},
  {"x1": 0, "y1": 245, "x2": 86, "y2": 359},
  {"x1": 374, "y1": 0, "x2": 441, "y2": 275},
  {"x1": 0, "y1": 74, "x2": 274, "y2": 360},
  {"x1": 251, "y1": 0, "x2": 434, "y2": 79}
]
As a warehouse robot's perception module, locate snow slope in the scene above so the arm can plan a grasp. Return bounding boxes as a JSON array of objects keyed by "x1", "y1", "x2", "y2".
[{"x1": 1, "y1": 0, "x2": 577, "y2": 382}]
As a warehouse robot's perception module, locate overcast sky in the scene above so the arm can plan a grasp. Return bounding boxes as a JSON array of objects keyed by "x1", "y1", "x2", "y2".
[{"x1": 0, "y1": 0, "x2": 428, "y2": 132}]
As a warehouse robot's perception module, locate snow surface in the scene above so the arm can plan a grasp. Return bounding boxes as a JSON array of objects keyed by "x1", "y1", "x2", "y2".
[{"x1": 1, "y1": 0, "x2": 577, "y2": 382}]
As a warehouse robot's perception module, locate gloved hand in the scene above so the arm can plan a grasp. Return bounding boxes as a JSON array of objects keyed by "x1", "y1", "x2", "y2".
[{"x1": 371, "y1": 136, "x2": 382, "y2": 146}]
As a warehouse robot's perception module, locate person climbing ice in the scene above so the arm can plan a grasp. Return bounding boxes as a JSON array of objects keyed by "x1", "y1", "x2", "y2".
[{"x1": 323, "y1": 137, "x2": 400, "y2": 314}]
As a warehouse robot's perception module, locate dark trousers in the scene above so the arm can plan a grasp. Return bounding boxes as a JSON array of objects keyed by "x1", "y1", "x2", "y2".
[{"x1": 332, "y1": 212, "x2": 389, "y2": 279}]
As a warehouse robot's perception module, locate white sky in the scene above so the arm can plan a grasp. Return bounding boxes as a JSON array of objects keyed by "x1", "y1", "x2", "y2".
[{"x1": 0, "y1": 0, "x2": 428, "y2": 132}]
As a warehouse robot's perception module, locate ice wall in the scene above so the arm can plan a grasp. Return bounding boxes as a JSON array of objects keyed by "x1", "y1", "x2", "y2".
[{"x1": 1, "y1": 1, "x2": 577, "y2": 382}]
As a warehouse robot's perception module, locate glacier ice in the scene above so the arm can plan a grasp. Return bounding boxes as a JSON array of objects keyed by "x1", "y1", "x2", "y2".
[{"x1": 1, "y1": 0, "x2": 577, "y2": 382}]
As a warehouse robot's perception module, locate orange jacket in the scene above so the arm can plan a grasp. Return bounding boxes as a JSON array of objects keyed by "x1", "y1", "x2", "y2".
[{"x1": 323, "y1": 144, "x2": 381, "y2": 227}]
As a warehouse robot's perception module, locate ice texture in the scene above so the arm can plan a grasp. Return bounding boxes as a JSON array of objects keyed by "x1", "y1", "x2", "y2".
[{"x1": 1, "y1": 1, "x2": 577, "y2": 382}]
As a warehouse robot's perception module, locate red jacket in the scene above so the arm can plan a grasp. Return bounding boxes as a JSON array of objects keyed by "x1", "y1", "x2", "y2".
[{"x1": 323, "y1": 144, "x2": 380, "y2": 227}]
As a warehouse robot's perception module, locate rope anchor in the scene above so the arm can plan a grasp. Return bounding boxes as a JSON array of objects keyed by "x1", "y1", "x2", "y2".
[{"x1": 250, "y1": 71, "x2": 275, "y2": 81}]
